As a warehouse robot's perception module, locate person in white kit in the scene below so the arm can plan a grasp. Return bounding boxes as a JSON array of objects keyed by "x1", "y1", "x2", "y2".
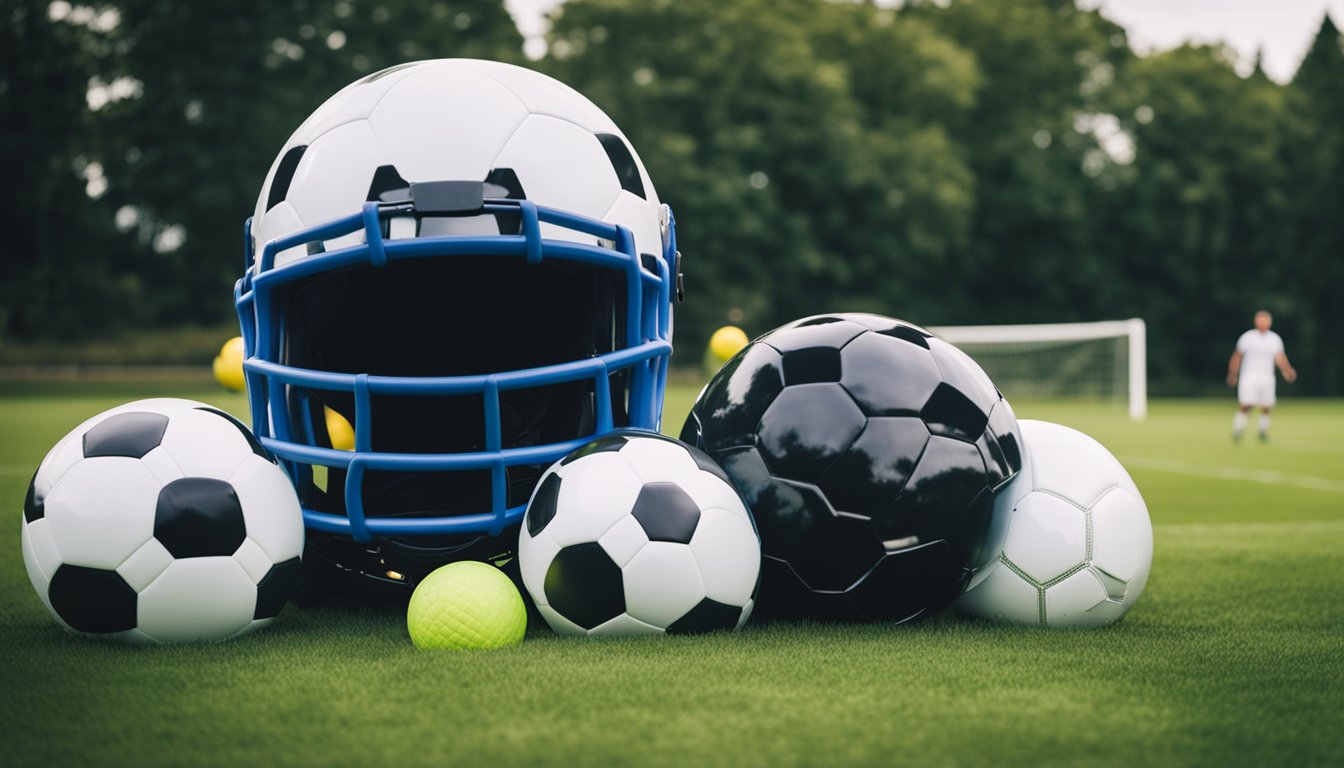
[{"x1": 1226, "y1": 310, "x2": 1297, "y2": 442}]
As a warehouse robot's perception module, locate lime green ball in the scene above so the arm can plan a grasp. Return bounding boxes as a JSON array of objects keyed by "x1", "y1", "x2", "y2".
[{"x1": 406, "y1": 561, "x2": 527, "y2": 650}]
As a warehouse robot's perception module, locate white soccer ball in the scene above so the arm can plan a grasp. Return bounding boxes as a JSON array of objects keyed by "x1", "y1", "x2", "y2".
[
  {"x1": 250, "y1": 58, "x2": 664, "y2": 270},
  {"x1": 956, "y1": 419, "x2": 1153, "y2": 628},
  {"x1": 20, "y1": 400, "x2": 305, "y2": 644},
  {"x1": 518, "y1": 430, "x2": 760, "y2": 636}
]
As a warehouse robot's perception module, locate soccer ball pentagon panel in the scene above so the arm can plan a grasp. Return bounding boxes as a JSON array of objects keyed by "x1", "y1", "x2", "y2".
[
  {"x1": 956, "y1": 419, "x2": 1153, "y2": 628},
  {"x1": 518, "y1": 430, "x2": 760, "y2": 636},
  {"x1": 20, "y1": 400, "x2": 304, "y2": 644},
  {"x1": 680, "y1": 313, "x2": 1023, "y2": 623}
]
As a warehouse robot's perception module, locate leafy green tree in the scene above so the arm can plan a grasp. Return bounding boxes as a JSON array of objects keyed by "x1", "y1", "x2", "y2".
[
  {"x1": 542, "y1": 0, "x2": 980, "y2": 349},
  {"x1": 1281, "y1": 14, "x2": 1344, "y2": 393},
  {"x1": 907, "y1": 0, "x2": 1136, "y2": 324},
  {"x1": 1101, "y1": 44, "x2": 1295, "y2": 391},
  {"x1": 0, "y1": 0, "x2": 140, "y2": 340},
  {"x1": 5, "y1": 0, "x2": 1340, "y2": 394},
  {"x1": 1, "y1": 0, "x2": 523, "y2": 344}
]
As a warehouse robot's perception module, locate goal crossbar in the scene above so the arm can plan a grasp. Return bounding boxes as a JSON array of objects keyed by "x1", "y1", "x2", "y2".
[{"x1": 928, "y1": 318, "x2": 1147, "y2": 421}]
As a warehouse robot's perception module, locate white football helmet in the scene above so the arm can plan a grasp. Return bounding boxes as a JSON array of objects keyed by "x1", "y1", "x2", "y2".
[{"x1": 234, "y1": 60, "x2": 679, "y2": 593}]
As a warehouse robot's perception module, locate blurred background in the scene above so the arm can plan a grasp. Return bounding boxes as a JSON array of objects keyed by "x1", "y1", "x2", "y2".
[{"x1": 2, "y1": 0, "x2": 1341, "y2": 395}]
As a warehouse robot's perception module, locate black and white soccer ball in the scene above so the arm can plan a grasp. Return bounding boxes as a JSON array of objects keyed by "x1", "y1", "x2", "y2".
[
  {"x1": 681, "y1": 313, "x2": 1024, "y2": 623},
  {"x1": 20, "y1": 399, "x2": 304, "y2": 644},
  {"x1": 518, "y1": 430, "x2": 760, "y2": 636}
]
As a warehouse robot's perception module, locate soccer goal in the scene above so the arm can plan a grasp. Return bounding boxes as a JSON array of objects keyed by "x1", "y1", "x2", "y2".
[{"x1": 928, "y1": 318, "x2": 1147, "y2": 421}]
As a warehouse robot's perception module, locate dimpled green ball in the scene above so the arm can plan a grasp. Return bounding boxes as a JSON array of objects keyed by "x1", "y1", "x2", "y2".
[{"x1": 406, "y1": 561, "x2": 527, "y2": 650}]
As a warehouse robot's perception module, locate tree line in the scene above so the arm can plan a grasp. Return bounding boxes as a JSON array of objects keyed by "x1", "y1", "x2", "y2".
[{"x1": 2, "y1": 0, "x2": 1341, "y2": 394}]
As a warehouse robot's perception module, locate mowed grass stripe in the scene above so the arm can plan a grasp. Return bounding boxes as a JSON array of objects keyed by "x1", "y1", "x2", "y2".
[
  {"x1": 1122, "y1": 455, "x2": 1344, "y2": 495},
  {"x1": 1266, "y1": 438, "x2": 1344, "y2": 455}
]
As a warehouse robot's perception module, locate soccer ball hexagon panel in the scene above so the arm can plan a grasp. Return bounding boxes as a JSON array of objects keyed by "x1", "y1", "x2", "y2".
[
  {"x1": 955, "y1": 419, "x2": 1154, "y2": 628},
  {"x1": 681, "y1": 313, "x2": 1024, "y2": 623},
  {"x1": 20, "y1": 400, "x2": 304, "y2": 644},
  {"x1": 518, "y1": 430, "x2": 760, "y2": 636}
]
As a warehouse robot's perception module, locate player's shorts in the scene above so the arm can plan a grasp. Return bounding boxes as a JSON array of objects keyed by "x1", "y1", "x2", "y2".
[{"x1": 1238, "y1": 375, "x2": 1276, "y2": 407}]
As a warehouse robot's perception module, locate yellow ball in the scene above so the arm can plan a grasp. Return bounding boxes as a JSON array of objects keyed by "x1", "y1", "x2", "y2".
[
  {"x1": 709, "y1": 325, "x2": 750, "y2": 361},
  {"x1": 212, "y1": 336, "x2": 246, "y2": 392},
  {"x1": 406, "y1": 561, "x2": 527, "y2": 650},
  {"x1": 324, "y1": 406, "x2": 355, "y2": 451}
]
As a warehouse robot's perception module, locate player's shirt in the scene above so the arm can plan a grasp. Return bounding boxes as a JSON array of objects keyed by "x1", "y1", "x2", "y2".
[{"x1": 1236, "y1": 330, "x2": 1284, "y2": 380}]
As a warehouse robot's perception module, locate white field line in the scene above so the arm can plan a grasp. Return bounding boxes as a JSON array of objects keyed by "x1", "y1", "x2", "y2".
[
  {"x1": 1122, "y1": 456, "x2": 1344, "y2": 495},
  {"x1": 1271, "y1": 439, "x2": 1344, "y2": 455}
]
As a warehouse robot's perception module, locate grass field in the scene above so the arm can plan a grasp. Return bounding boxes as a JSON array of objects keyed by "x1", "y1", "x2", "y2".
[{"x1": 2, "y1": 380, "x2": 1342, "y2": 767}]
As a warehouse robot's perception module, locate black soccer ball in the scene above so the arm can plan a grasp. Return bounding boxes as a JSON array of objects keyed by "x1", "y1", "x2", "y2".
[{"x1": 680, "y1": 313, "x2": 1023, "y2": 622}]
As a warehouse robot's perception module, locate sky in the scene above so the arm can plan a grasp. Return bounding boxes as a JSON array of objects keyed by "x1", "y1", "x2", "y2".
[
  {"x1": 504, "y1": 0, "x2": 1344, "y2": 83},
  {"x1": 1087, "y1": 0, "x2": 1344, "y2": 82}
]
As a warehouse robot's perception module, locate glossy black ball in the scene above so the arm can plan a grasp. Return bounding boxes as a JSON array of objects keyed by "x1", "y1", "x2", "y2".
[{"x1": 681, "y1": 313, "x2": 1023, "y2": 623}]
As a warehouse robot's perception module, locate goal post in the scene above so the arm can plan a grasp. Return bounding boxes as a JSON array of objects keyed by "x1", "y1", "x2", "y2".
[{"x1": 928, "y1": 318, "x2": 1147, "y2": 421}]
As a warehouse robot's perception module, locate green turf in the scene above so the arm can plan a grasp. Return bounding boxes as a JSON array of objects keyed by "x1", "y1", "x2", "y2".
[{"x1": 2, "y1": 382, "x2": 1342, "y2": 767}]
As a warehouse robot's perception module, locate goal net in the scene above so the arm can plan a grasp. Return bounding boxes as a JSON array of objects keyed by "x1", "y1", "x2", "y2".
[{"x1": 928, "y1": 318, "x2": 1147, "y2": 421}]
